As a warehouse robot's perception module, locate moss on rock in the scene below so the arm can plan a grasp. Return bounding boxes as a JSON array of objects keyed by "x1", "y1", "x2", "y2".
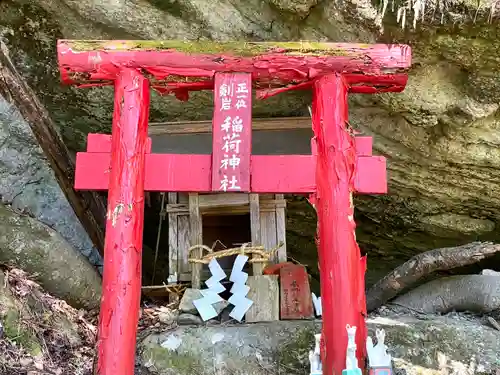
[
  {"x1": 142, "y1": 347, "x2": 204, "y2": 375},
  {"x1": 273, "y1": 324, "x2": 316, "y2": 373},
  {"x1": 0, "y1": 271, "x2": 43, "y2": 356}
]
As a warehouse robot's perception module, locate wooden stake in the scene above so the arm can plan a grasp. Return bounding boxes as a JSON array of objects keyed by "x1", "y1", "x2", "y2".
[
  {"x1": 189, "y1": 193, "x2": 203, "y2": 289},
  {"x1": 250, "y1": 193, "x2": 263, "y2": 275},
  {"x1": 0, "y1": 41, "x2": 107, "y2": 256},
  {"x1": 96, "y1": 68, "x2": 150, "y2": 375}
]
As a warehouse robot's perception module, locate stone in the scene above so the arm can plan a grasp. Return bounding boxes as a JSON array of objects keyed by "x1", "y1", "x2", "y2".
[
  {"x1": 180, "y1": 288, "x2": 229, "y2": 318},
  {"x1": 219, "y1": 306, "x2": 233, "y2": 323},
  {"x1": 482, "y1": 269, "x2": 500, "y2": 276},
  {"x1": 0, "y1": 98, "x2": 103, "y2": 271},
  {"x1": 139, "y1": 313, "x2": 500, "y2": 375},
  {"x1": 268, "y1": 0, "x2": 318, "y2": 18},
  {"x1": 177, "y1": 313, "x2": 203, "y2": 326},
  {"x1": 0, "y1": 205, "x2": 101, "y2": 310},
  {"x1": 213, "y1": 299, "x2": 229, "y2": 316},
  {"x1": 179, "y1": 288, "x2": 203, "y2": 314},
  {"x1": 158, "y1": 307, "x2": 177, "y2": 325}
]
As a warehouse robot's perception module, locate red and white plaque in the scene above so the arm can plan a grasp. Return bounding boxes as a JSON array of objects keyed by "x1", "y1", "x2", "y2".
[{"x1": 212, "y1": 73, "x2": 252, "y2": 192}]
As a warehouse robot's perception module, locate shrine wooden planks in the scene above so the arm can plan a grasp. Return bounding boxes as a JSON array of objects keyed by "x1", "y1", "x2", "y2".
[
  {"x1": 245, "y1": 275, "x2": 280, "y2": 322},
  {"x1": 279, "y1": 264, "x2": 314, "y2": 320}
]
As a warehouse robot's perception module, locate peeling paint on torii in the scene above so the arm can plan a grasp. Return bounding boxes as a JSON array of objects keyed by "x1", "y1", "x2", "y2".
[{"x1": 56, "y1": 40, "x2": 411, "y2": 375}]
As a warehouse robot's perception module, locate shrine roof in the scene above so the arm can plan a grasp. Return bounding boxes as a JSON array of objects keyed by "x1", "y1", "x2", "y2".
[{"x1": 58, "y1": 40, "x2": 411, "y2": 98}]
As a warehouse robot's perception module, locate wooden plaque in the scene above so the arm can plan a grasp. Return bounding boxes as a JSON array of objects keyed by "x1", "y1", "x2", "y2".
[
  {"x1": 212, "y1": 72, "x2": 252, "y2": 192},
  {"x1": 279, "y1": 264, "x2": 314, "y2": 320}
]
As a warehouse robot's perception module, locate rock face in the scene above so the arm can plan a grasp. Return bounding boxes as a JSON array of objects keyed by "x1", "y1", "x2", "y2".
[
  {"x1": 0, "y1": 97, "x2": 102, "y2": 270},
  {"x1": 1, "y1": 0, "x2": 499, "y2": 281},
  {"x1": 138, "y1": 313, "x2": 500, "y2": 374},
  {"x1": 0, "y1": 203, "x2": 102, "y2": 309}
]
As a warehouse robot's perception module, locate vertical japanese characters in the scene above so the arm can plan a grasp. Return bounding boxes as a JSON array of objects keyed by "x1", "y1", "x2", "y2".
[{"x1": 212, "y1": 73, "x2": 252, "y2": 192}]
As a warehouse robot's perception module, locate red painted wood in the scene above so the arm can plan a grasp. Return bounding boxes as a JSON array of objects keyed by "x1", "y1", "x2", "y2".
[
  {"x1": 256, "y1": 73, "x2": 408, "y2": 99},
  {"x1": 57, "y1": 41, "x2": 411, "y2": 95},
  {"x1": 87, "y1": 133, "x2": 152, "y2": 153},
  {"x1": 355, "y1": 156, "x2": 387, "y2": 194},
  {"x1": 251, "y1": 155, "x2": 316, "y2": 193},
  {"x1": 96, "y1": 68, "x2": 150, "y2": 375},
  {"x1": 130, "y1": 73, "x2": 407, "y2": 100},
  {"x1": 155, "y1": 73, "x2": 407, "y2": 99},
  {"x1": 279, "y1": 264, "x2": 314, "y2": 320},
  {"x1": 359, "y1": 255, "x2": 368, "y2": 362},
  {"x1": 312, "y1": 74, "x2": 366, "y2": 375},
  {"x1": 354, "y1": 136, "x2": 372, "y2": 156},
  {"x1": 262, "y1": 262, "x2": 295, "y2": 275},
  {"x1": 75, "y1": 153, "x2": 386, "y2": 194},
  {"x1": 74, "y1": 153, "x2": 211, "y2": 192},
  {"x1": 212, "y1": 73, "x2": 252, "y2": 192}
]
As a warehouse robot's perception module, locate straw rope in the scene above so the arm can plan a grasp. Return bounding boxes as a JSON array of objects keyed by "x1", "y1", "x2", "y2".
[
  {"x1": 188, "y1": 242, "x2": 284, "y2": 264},
  {"x1": 141, "y1": 283, "x2": 187, "y2": 296}
]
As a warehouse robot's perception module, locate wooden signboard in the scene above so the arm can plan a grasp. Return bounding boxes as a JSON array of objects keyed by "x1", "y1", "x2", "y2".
[
  {"x1": 279, "y1": 264, "x2": 314, "y2": 320},
  {"x1": 212, "y1": 73, "x2": 252, "y2": 192}
]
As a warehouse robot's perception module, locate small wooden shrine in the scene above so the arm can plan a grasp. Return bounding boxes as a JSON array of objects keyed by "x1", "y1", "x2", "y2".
[
  {"x1": 167, "y1": 192, "x2": 287, "y2": 287},
  {"x1": 57, "y1": 40, "x2": 411, "y2": 375}
]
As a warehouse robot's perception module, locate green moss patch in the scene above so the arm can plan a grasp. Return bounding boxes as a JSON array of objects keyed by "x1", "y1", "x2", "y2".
[{"x1": 66, "y1": 40, "x2": 362, "y2": 56}]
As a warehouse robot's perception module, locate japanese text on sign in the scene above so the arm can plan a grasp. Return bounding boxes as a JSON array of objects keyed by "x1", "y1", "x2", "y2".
[{"x1": 213, "y1": 74, "x2": 251, "y2": 192}]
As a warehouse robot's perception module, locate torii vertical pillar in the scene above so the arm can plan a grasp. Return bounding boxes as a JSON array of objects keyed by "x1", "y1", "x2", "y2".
[
  {"x1": 96, "y1": 68, "x2": 150, "y2": 375},
  {"x1": 313, "y1": 74, "x2": 365, "y2": 375}
]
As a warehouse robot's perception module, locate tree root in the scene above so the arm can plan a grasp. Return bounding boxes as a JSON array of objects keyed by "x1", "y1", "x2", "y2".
[
  {"x1": 392, "y1": 275, "x2": 500, "y2": 314},
  {"x1": 366, "y1": 241, "x2": 500, "y2": 312}
]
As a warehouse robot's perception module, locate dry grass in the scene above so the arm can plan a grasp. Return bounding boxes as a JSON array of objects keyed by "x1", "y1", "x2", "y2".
[
  {"x1": 0, "y1": 268, "x2": 96, "y2": 375},
  {"x1": 0, "y1": 266, "x2": 184, "y2": 374}
]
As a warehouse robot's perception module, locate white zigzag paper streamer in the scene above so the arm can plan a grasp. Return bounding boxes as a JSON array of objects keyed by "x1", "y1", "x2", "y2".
[
  {"x1": 312, "y1": 293, "x2": 322, "y2": 316},
  {"x1": 193, "y1": 258, "x2": 227, "y2": 321},
  {"x1": 228, "y1": 254, "x2": 253, "y2": 322}
]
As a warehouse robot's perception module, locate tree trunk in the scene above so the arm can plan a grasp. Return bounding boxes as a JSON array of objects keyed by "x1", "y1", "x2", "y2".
[
  {"x1": 366, "y1": 241, "x2": 500, "y2": 312},
  {"x1": 392, "y1": 275, "x2": 500, "y2": 314}
]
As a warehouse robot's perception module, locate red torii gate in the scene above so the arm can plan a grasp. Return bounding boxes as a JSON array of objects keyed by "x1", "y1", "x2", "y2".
[{"x1": 57, "y1": 40, "x2": 411, "y2": 375}]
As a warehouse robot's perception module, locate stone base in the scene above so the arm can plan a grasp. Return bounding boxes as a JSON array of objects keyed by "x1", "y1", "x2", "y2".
[{"x1": 138, "y1": 313, "x2": 500, "y2": 375}]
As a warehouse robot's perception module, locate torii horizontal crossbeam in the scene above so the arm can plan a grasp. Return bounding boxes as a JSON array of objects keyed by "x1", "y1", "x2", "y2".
[
  {"x1": 76, "y1": 134, "x2": 385, "y2": 194},
  {"x1": 57, "y1": 40, "x2": 411, "y2": 97}
]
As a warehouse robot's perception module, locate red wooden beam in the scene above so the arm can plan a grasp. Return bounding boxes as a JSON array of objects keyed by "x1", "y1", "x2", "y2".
[
  {"x1": 212, "y1": 73, "x2": 252, "y2": 192},
  {"x1": 312, "y1": 74, "x2": 366, "y2": 375},
  {"x1": 86, "y1": 133, "x2": 152, "y2": 153},
  {"x1": 57, "y1": 40, "x2": 411, "y2": 96},
  {"x1": 354, "y1": 136, "x2": 372, "y2": 156},
  {"x1": 96, "y1": 69, "x2": 149, "y2": 375},
  {"x1": 74, "y1": 152, "x2": 386, "y2": 194},
  {"x1": 75, "y1": 152, "x2": 212, "y2": 192},
  {"x1": 255, "y1": 73, "x2": 408, "y2": 99}
]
